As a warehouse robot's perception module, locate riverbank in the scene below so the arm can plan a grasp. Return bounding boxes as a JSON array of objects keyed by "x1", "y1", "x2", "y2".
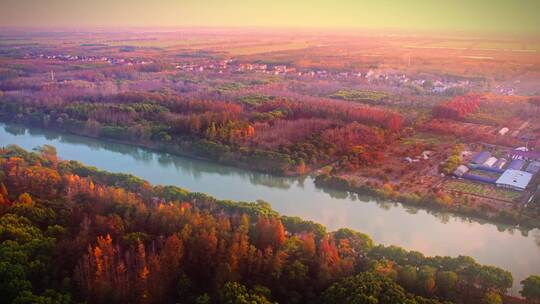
[
  {"x1": 0, "y1": 117, "x2": 304, "y2": 176},
  {"x1": 4, "y1": 117, "x2": 540, "y2": 231},
  {"x1": 314, "y1": 174, "x2": 540, "y2": 231}
]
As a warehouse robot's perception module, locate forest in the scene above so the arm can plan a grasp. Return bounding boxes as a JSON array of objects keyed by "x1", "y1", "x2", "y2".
[
  {"x1": 1, "y1": 144, "x2": 538, "y2": 304},
  {"x1": 0, "y1": 89, "x2": 403, "y2": 176}
]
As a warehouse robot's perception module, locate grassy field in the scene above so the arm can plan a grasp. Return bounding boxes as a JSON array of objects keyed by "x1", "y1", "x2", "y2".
[
  {"x1": 445, "y1": 179, "x2": 522, "y2": 202},
  {"x1": 401, "y1": 132, "x2": 454, "y2": 146},
  {"x1": 329, "y1": 89, "x2": 390, "y2": 104},
  {"x1": 238, "y1": 94, "x2": 274, "y2": 106},
  {"x1": 225, "y1": 42, "x2": 315, "y2": 55},
  {"x1": 465, "y1": 111, "x2": 511, "y2": 127},
  {"x1": 468, "y1": 169, "x2": 500, "y2": 179},
  {"x1": 0, "y1": 39, "x2": 39, "y2": 46},
  {"x1": 403, "y1": 40, "x2": 539, "y2": 52},
  {"x1": 107, "y1": 38, "x2": 220, "y2": 48}
]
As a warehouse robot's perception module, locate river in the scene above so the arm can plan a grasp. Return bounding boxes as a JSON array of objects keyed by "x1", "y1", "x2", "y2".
[{"x1": 1, "y1": 122, "x2": 538, "y2": 294}]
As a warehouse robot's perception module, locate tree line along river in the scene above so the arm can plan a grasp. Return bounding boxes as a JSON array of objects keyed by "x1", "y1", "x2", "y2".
[{"x1": 0, "y1": 122, "x2": 538, "y2": 295}]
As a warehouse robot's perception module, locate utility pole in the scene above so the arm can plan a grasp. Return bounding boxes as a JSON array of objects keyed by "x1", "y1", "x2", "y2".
[{"x1": 50, "y1": 70, "x2": 55, "y2": 82}]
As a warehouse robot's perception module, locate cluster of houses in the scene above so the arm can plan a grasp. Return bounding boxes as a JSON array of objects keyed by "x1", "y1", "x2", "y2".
[
  {"x1": 25, "y1": 53, "x2": 154, "y2": 66},
  {"x1": 23, "y1": 49, "x2": 482, "y2": 96},
  {"x1": 493, "y1": 85, "x2": 516, "y2": 96},
  {"x1": 26, "y1": 49, "x2": 481, "y2": 93},
  {"x1": 175, "y1": 59, "x2": 231, "y2": 73},
  {"x1": 175, "y1": 59, "x2": 327, "y2": 76},
  {"x1": 454, "y1": 148, "x2": 540, "y2": 192},
  {"x1": 404, "y1": 150, "x2": 434, "y2": 163},
  {"x1": 363, "y1": 70, "x2": 474, "y2": 94},
  {"x1": 172, "y1": 60, "x2": 479, "y2": 92},
  {"x1": 19, "y1": 47, "x2": 486, "y2": 96}
]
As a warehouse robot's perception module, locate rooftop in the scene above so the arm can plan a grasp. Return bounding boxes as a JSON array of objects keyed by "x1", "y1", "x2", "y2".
[
  {"x1": 526, "y1": 161, "x2": 540, "y2": 174},
  {"x1": 471, "y1": 151, "x2": 490, "y2": 164},
  {"x1": 495, "y1": 169, "x2": 533, "y2": 190},
  {"x1": 507, "y1": 159, "x2": 526, "y2": 170},
  {"x1": 508, "y1": 150, "x2": 540, "y2": 160}
]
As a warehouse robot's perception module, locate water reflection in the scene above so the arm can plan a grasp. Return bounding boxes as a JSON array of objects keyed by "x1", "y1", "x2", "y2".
[
  {"x1": 4, "y1": 124, "x2": 26, "y2": 136},
  {"x1": 1, "y1": 123, "x2": 538, "y2": 236},
  {"x1": 319, "y1": 185, "x2": 350, "y2": 200},
  {"x1": 7, "y1": 124, "x2": 300, "y2": 189},
  {"x1": 403, "y1": 205, "x2": 420, "y2": 215}
]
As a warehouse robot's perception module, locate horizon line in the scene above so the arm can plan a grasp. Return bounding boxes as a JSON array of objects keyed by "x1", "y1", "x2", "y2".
[{"x1": 0, "y1": 25, "x2": 538, "y2": 40}]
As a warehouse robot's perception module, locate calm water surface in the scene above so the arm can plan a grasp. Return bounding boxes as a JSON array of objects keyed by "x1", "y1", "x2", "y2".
[{"x1": 1, "y1": 123, "x2": 538, "y2": 294}]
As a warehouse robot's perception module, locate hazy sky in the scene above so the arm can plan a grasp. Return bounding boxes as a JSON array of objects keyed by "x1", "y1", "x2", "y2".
[{"x1": 0, "y1": 0, "x2": 538, "y2": 35}]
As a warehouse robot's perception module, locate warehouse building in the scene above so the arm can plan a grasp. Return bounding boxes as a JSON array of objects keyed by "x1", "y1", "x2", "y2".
[
  {"x1": 526, "y1": 161, "x2": 540, "y2": 174},
  {"x1": 493, "y1": 158, "x2": 507, "y2": 169},
  {"x1": 507, "y1": 159, "x2": 526, "y2": 170},
  {"x1": 508, "y1": 150, "x2": 540, "y2": 161},
  {"x1": 453, "y1": 165, "x2": 469, "y2": 177},
  {"x1": 470, "y1": 151, "x2": 491, "y2": 165},
  {"x1": 463, "y1": 173, "x2": 497, "y2": 184},
  {"x1": 495, "y1": 169, "x2": 533, "y2": 191},
  {"x1": 483, "y1": 156, "x2": 498, "y2": 167}
]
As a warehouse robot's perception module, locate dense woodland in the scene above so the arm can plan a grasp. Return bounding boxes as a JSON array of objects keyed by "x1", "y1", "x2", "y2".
[
  {"x1": 1, "y1": 145, "x2": 538, "y2": 304},
  {"x1": 0, "y1": 89, "x2": 403, "y2": 175},
  {"x1": 433, "y1": 95, "x2": 482, "y2": 120}
]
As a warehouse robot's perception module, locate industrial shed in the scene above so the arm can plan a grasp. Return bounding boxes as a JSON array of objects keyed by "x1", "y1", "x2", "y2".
[
  {"x1": 483, "y1": 156, "x2": 497, "y2": 167},
  {"x1": 474, "y1": 166, "x2": 504, "y2": 174},
  {"x1": 453, "y1": 165, "x2": 469, "y2": 177},
  {"x1": 526, "y1": 161, "x2": 540, "y2": 174},
  {"x1": 495, "y1": 169, "x2": 533, "y2": 191},
  {"x1": 470, "y1": 151, "x2": 491, "y2": 165},
  {"x1": 493, "y1": 158, "x2": 507, "y2": 169},
  {"x1": 507, "y1": 159, "x2": 526, "y2": 170},
  {"x1": 462, "y1": 173, "x2": 497, "y2": 184},
  {"x1": 509, "y1": 150, "x2": 540, "y2": 161}
]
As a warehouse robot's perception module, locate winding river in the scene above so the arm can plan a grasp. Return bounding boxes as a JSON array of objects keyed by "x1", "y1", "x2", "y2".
[{"x1": 1, "y1": 122, "x2": 538, "y2": 294}]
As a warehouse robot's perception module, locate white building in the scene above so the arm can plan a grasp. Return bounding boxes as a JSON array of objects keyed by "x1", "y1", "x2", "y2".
[
  {"x1": 483, "y1": 157, "x2": 498, "y2": 167},
  {"x1": 498, "y1": 127, "x2": 509, "y2": 136},
  {"x1": 495, "y1": 169, "x2": 533, "y2": 191},
  {"x1": 453, "y1": 165, "x2": 469, "y2": 177}
]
